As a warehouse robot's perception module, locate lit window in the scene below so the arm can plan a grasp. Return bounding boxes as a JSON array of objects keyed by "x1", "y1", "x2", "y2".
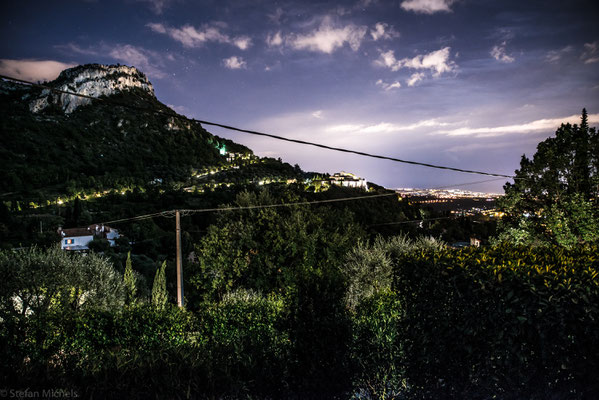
[{"x1": 65, "y1": 239, "x2": 74, "y2": 245}]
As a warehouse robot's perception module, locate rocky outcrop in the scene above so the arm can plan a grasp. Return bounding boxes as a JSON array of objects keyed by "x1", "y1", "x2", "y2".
[{"x1": 29, "y1": 64, "x2": 155, "y2": 114}]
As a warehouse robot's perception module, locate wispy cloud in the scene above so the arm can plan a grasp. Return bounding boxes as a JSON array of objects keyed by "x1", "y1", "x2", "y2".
[
  {"x1": 0, "y1": 59, "x2": 76, "y2": 82},
  {"x1": 376, "y1": 47, "x2": 456, "y2": 77},
  {"x1": 376, "y1": 79, "x2": 401, "y2": 91},
  {"x1": 268, "y1": 7, "x2": 284, "y2": 24},
  {"x1": 223, "y1": 56, "x2": 247, "y2": 69},
  {"x1": 288, "y1": 16, "x2": 367, "y2": 54},
  {"x1": 490, "y1": 41, "x2": 515, "y2": 63},
  {"x1": 326, "y1": 118, "x2": 450, "y2": 134},
  {"x1": 147, "y1": 22, "x2": 252, "y2": 50},
  {"x1": 370, "y1": 22, "x2": 399, "y2": 41},
  {"x1": 108, "y1": 44, "x2": 167, "y2": 78},
  {"x1": 400, "y1": 0, "x2": 456, "y2": 14},
  {"x1": 545, "y1": 45, "x2": 573, "y2": 63},
  {"x1": 136, "y1": 0, "x2": 176, "y2": 15},
  {"x1": 406, "y1": 72, "x2": 425, "y2": 86},
  {"x1": 436, "y1": 113, "x2": 599, "y2": 137},
  {"x1": 55, "y1": 42, "x2": 99, "y2": 56},
  {"x1": 581, "y1": 41, "x2": 599, "y2": 64},
  {"x1": 56, "y1": 41, "x2": 170, "y2": 79}
]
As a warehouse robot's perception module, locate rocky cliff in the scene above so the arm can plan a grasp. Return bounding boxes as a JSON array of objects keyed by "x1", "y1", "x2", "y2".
[{"x1": 27, "y1": 64, "x2": 155, "y2": 114}]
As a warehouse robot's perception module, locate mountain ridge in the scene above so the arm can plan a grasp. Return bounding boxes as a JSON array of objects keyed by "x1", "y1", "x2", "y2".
[{"x1": 0, "y1": 63, "x2": 259, "y2": 196}]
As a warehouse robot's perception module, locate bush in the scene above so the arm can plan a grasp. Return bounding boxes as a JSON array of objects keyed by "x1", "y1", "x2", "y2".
[
  {"x1": 350, "y1": 289, "x2": 407, "y2": 399},
  {"x1": 197, "y1": 289, "x2": 292, "y2": 397},
  {"x1": 392, "y1": 244, "x2": 599, "y2": 398}
]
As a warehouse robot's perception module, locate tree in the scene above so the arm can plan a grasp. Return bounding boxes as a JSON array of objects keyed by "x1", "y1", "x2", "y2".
[
  {"x1": 496, "y1": 109, "x2": 599, "y2": 247},
  {"x1": 0, "y1": 246, "x2": 125, "y2": 317},
  {"x1": 124, "y1": 251, "x2": 137, "y2": 304},
  {"x1": 152, "y1": 261, "x2": 168, "y2": 309}
]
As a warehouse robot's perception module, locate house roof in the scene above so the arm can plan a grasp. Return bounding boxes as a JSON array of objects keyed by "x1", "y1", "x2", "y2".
[
  {"x1": 59, "y1": 224, "x2": 117, "y2": 238},
  {"x1": 60, "y1": 228, "x2": 94, "y2": 237}
]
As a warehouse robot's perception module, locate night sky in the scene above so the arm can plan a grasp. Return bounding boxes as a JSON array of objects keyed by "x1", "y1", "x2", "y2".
[{"x1": 2, "y1": 0, "x2": 599, "y2": 192}]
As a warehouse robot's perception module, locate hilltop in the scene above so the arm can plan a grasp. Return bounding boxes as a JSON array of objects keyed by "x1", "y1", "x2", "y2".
[{"x1": 0, "y1": 64, "x2": 277, "y2": 197}]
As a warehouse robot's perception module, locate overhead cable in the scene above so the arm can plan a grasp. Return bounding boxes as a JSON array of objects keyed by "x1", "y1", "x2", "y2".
[
  {"x1": 1, "y1": 74, "x2": 516, "y2": 179},
  {"x1": 100, "y1": 192, "x2": 398, "y2": 225}
]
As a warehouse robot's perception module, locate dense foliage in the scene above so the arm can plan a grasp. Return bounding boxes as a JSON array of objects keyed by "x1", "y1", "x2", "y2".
[
  {"x1": 2, "y1": 243, "x2": 597, "y2": 398},
  {"x1": 497, "y1": 109, "x2": 599, "y2": 247}
]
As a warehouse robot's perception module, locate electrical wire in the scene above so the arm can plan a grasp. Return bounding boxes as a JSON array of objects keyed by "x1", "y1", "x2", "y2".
[
  {"x1": 99, "y1": 192, "x2": 398, "y2": 225},
  {"x1": 0, "y1": 74, "x2": 517, "y2": 179}
]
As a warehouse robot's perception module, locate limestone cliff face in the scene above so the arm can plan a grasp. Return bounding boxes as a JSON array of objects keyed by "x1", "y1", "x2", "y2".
[{"x1": 28, "y1": 64, "x2": 155, "y2": 114}]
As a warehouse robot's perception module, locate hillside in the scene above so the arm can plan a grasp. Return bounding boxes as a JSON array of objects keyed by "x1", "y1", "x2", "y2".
[{"x1": 0, "y1": 64, "x2": 258, "y2": 196}]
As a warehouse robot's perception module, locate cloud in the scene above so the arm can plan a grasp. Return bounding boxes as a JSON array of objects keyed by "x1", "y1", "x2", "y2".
[
  {"x1": 148, "y1": 22, "x2": 252, "y2": 50},
  {"x1": 233, "y1": 36, "x2": 252, "y2": 50},
  {"x1": 436, "y1": 113, "x2": 599, "y2": 137},
  {"x1": 370, "y1": 22, "x2": 399, "y2": 41},
  {"x1": 56, "y1": 41, "x2": 171, "y2": 79},
  {"x1": 55, "y1": 42, "x2": 99, "y2": 56},
  {"x1": 407, "y1": 72, "x2": 425, "y2": 86},
  {"x1": 312, "y1": 110, "x2": 324, "y2": 119},
  {"x1": 326, "y1": 118, "x2": 450, "y2": 134},
  {"x1": 223, "y1": 56, "x2": 247, "y2": 69},
  {"x1": 400, "y1": 0, "x2": 456, "y2": 14},
  {"x1": 288, "y1": 16, "x2": 367, "y2": 54},
  {"x1": 581, "y1": 41, "x2": 599, "y2": 64},
  {"x1": 108, "y1": 44, "x2": 167, "y2": 78},
  {"x1": 136, "y1": 0, "x2": 175, "y2": 15},
  {"x1": 268, "y1": 7, "x2": 284, "y2": 24},
  {"x1": 490, "y1": 41, "x2": 515, "y2": 63},
  {"x1": 376, "y1": 79, "x2": 401, "y2": 91},
  {"x1": 146, "y1": 22, "x2": 167, "y2": 34},
  {"x1": 376, "y1": 47, "x2": 456, "y2": 77},
  {"x1": 266, "y1": 31, "x2": 283, "y2": 47},
  {"x1": 0, "y1": 59, "x2": 76, "y2": 82},
  {"x1": 545, "y1": 45, "x2": 573, "y2": 63}
]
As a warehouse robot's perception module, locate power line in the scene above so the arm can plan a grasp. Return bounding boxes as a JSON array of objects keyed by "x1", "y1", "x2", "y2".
[
  {"x1": 0, "y1": 74, "x2": 517, "y2": 179},
  {"x1": 427, "y1": 177, "x2": 507, "y2": 191},
  {"x1": 99, "y1": 192, "x2": 398, "y2": 225}
]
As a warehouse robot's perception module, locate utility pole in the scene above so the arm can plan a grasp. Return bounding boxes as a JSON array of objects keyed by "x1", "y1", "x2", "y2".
[{"x1": 175, "y1": 210, "x2": 184, "y2": 308}]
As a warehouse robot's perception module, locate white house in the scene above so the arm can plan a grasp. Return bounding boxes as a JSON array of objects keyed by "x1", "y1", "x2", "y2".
[
  {"x1": 329, "y1": 172, "x2": 368, "y2": 190},
  {"x1": 58, "y1": 224, "x2": 120, "y2": 251}
]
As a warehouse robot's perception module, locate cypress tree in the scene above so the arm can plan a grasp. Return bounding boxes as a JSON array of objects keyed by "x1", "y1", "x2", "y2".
[
  {"x1": 152, "y1": 261, "x2": 168, "y2": 309},
  {"x1": 124, "y1": 251, "x2": 137, "y2": 304}
]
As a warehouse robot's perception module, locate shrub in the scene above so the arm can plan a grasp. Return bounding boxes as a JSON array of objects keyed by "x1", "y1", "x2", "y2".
[
  {"x1": 350, "y1": 289, "x2": 407, "y2": 399},
  {"x1": 197, "y1": 289, "x2": 292, "y2": 397},
  {"x1": 392, "y1": 244, "x2": 599, "y2": 398}
]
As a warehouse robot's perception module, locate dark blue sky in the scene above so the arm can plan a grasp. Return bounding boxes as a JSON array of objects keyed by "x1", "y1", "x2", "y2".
[{"x1": 2, "y1": 0, "x2": 598, "y2": 192}]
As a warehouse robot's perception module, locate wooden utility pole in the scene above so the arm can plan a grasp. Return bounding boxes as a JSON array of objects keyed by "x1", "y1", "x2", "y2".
[{"x1": 175, "y1": 210, "x2": 184, "y2": 307}]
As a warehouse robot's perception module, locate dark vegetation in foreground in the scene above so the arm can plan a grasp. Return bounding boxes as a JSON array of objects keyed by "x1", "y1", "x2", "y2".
[{"x1": 1, "y1": 242, "x2": 597, "y2": 399}]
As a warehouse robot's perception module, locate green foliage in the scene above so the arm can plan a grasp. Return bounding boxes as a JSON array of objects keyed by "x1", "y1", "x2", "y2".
[
  {"x1": 190, "y1": 189, "x2": 365, "y2": 304},
  {"x1": 343, "y1": 234, "x2": 444, "y2": 309},
  {"x1": 197, "y1": 289, "x2": 291, "y2": 396},
  {"x1": 0, "y1": 246, "x2": 126, "y2": 317},
  {"x1": 151, "y1": 261, "x2": 168, "y2": 309},
  {"x1": 497, "y1": 109, "x2": 599, "y2": 247},
  {"x1": 391, "y1": 244, "x2": 599, "y2": 398},
  {"x1": 123, "y1": 251, "x2": 137, "y2": 304},
  {"x1": 350, "y1": 289, "x2": 407, "y2": 399},
  {"x1": 88, "y1": 237, "x2": 111, "y2": 252},
  {"x1": 0, "y1": 246, "x2": 125, "y2": 383}
]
